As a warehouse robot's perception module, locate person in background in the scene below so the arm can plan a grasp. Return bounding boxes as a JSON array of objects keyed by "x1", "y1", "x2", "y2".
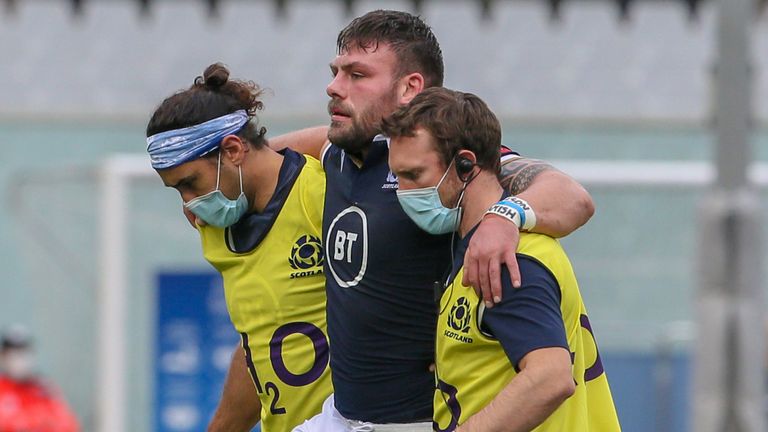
[
  {"x1": 0, "y1": 325, "x2": 80, "y2": 432},
  {"x1": 289, "y1": 10, "x2": 596, "y2": 431}
]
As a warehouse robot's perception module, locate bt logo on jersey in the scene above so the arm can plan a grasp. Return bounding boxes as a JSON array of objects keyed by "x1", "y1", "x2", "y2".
[
  {"x1": 326, "y1": 206, "x2": 369, "y2": 288},
  {"x1": 333, "y1": 231, "x2": 358, "y2": 263}
]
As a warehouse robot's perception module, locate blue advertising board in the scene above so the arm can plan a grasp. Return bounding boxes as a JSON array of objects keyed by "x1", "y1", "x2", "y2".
[{"x1": 154, "y1": 271, "x2": 260, "y2": 432}]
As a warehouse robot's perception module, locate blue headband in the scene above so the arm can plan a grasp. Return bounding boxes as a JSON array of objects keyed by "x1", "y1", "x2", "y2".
[{"x1": 146, "y1": 110, "x2": 250, "y2": 169}]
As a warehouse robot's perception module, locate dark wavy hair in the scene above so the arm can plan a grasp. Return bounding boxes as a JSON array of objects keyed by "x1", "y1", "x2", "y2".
[
  {"x1": 337, "y1": 10, "x2": 444, "y2": 88},
  {"x1": 146, "y1": 63, "x2": 267, "y2": 150}
]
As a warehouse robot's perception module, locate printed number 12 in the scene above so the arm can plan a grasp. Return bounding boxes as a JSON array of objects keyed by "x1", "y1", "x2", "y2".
[{"x1": 265, "y1": 382, "x2": 286, "y2": 415}]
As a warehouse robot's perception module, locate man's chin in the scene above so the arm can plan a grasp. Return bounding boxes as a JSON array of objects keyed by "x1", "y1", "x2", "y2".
[
  {"x1": 329, "y1": 135, "x2": 370, "y2": 155},
  {"x1": 328, "y1": 122, "x2": 350, "y2": 137},
  {"x1": 328, "y1": 122, "x2": 378, "y2": 151}
]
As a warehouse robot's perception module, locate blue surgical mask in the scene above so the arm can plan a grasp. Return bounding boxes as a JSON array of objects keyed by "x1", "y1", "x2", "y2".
[
  {"x1": 184, "y1": 152, "x2": 249, "y2": 228},
  {"x1": 396, "y1": 162, "x2": 465, "y2": 235}
]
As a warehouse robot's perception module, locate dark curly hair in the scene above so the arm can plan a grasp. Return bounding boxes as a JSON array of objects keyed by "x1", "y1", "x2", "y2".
[{"x1": 146, "y1": 63, "x2": 267, "y2": 150}]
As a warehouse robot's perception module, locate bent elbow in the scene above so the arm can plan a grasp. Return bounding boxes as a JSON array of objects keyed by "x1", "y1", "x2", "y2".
[
  {"x1": 560, "y1": 377, "x2": 576, "y2": 401},
  {"x1": 577, "y1": 189, "x2": 596, "y2": 224},
  {"x1": 549, "y1": 372, "x2": 576, "y2": 407}
]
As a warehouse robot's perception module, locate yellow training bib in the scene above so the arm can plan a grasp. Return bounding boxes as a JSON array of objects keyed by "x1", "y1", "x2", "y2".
[
  {"x1": 434, "y1": 232, "x2": 621, "y2": 432},
  {"x1": 200, "y1": 152, "x2": 332, "y2": 431}
]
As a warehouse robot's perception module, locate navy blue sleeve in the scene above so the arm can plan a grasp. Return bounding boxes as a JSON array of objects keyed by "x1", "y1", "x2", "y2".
[{"x1": 481, "y1": 256, "x2": 569, "y2": 369}]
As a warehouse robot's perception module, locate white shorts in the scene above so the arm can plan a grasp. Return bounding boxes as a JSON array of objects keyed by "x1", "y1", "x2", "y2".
[{"x1": 292, "y1": 395, "x2": 433, "y2": 432}]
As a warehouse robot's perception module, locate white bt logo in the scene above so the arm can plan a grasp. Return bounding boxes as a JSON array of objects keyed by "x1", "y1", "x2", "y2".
[
  {"x1": 326, "y1": 206, "x2": 369, "y2": 288},
  {"x1": 333, "y1": 231, "x2": 358, "y2": 263}
]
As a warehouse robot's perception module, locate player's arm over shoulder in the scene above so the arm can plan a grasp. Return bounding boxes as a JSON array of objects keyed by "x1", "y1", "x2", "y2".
[
  {"x1": 498, "y1": 155, "x2": 595, "y2": 238},
  {"x1": 269, "y1": 126, "x2": 330, "y2": 161}
]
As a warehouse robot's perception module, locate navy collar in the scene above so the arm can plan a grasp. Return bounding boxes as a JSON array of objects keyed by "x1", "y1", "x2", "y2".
[
  {"x1": 362, "y1": 137, "x2": 389, "y2": 167},
  {"x1": 338, "y1": 136, "x2": 389, "y2": 172},
  {"x1": 225, "y1": 149, "x2": 306, "y2": 253}
]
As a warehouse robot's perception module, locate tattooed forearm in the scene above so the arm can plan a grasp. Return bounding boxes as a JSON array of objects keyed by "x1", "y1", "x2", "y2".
[{"x1": 498, "y1": 158, "x2": 554, "y2": 195}]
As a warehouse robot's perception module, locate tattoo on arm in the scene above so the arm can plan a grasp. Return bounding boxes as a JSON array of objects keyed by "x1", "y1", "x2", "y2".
[{"x1": 498, "y1": 158, "x2": 554, "y2": 195}]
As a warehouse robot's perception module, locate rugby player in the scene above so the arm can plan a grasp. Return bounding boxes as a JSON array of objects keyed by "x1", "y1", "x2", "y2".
[
  {"x1": 384, "y1": 87, "x2": 621, "y2": 432},
  {"x1": 146, "y1": 64, "x2": 331, "y2": 432},
  {"x1": 289, "y1": 10, "x2": 597, "y2": 431}
]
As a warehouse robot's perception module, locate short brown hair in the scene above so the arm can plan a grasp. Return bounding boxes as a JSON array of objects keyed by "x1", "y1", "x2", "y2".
[
  {"x1": 337, "y1": 10, "x2": 444, "y2": 88},
  {"x1": 381, "y1": 87, "x2": 501, "y2": 173}
]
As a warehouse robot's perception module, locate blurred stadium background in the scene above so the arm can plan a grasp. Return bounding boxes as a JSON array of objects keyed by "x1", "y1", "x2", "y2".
[{"x1": 1, "y1": 0, "x2": 767, "y2": 431}]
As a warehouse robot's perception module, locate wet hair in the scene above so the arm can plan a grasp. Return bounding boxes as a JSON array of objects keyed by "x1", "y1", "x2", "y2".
[
  {"x1": 381, "y1": 87, "x2": 501, "y2": 173},
  {"x1": 337, "y1": 10, "x2": 444, "y2": 87},
  {"x1": 146, "y1": 63, "x2": 267, "y2": 150}
]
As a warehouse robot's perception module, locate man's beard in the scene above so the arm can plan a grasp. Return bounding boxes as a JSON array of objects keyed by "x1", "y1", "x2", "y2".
[
  {"x1": 327, "y1": 92, "x2": 397, "y2": 157},
  {"x1": 328, "y1": 114, "x2": 378, "y2": 157}
]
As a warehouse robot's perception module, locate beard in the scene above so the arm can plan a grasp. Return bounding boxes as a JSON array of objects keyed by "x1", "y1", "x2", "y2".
[
  {"x1": 327, "y1": 114, "x2": 378, "y2": 156},
  {"x1": 327, "y1": 90, "x2": 399, "y2": 157}
]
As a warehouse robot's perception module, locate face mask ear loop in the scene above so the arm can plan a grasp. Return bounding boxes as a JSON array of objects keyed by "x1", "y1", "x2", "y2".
[
  {"x1": 436, "y1": 159, "x2": 455, "y2": 190},
  {"x1": 215, "y1": 150, "x2": 222, "y2": 191},
  {"x1": 238, "y1": 164, "x2": 244, "y2": 195}
]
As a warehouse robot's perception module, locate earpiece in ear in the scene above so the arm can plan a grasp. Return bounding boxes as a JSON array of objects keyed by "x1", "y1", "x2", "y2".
[{"x1": 455, "y1": 156, "x2": 475, "y2": 181}]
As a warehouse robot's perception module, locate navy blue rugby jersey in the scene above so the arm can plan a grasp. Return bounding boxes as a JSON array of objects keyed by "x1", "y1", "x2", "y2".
[{"x1": 321, "y1": 136, "x2": 453, "y2": 423}]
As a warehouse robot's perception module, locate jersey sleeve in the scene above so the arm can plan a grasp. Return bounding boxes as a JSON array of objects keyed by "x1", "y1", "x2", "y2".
[
  {"x1": 480, "y1": 256, "x2": 568, "y2": 369},
  {"x1": 500, "y1": 145, "x2": 520, "y2": 162}
]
